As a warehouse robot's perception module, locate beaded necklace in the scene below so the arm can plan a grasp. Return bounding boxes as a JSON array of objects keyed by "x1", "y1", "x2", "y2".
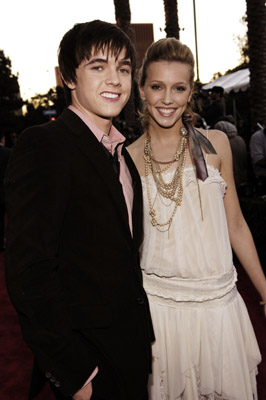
[{"x1": 144, "y1": 127, "x2": 188, "y2": 232}]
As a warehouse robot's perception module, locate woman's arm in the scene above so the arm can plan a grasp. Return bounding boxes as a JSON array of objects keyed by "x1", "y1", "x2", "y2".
[{"x1": 218, "y1": 131, "x2": 266, "y2": 314}]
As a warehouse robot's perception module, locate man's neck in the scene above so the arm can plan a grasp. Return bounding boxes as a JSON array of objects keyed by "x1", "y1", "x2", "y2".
[{"x1": 70, "y1": 104, "x2": 112, "y2": 135}]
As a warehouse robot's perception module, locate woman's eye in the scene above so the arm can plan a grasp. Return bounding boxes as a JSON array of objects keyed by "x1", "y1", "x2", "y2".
[
  {"x1": 175, "y1": 86, "x2": 186, "y2": 91},
  {"x1": 151, "y1": 85, "x2": 161, "y2": 90}
]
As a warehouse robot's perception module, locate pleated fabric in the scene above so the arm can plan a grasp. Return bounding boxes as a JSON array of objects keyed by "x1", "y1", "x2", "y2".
[{"x1": 141, "y1": 166, "x2": 261, "y2": 400}]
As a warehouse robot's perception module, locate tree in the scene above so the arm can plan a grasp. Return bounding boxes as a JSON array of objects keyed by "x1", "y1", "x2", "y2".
[
  {"x1": 0, "y1": 50, "x2": 23, "y2": 137},
  {"x1": 246, "y1": 0, "x2": 266, "y2": 131},
  {"x1": 113, "y1": 0, "x2": 131, "y2": 36},
  {"x1": 163, "y1": 0, "x2": 180, "y2": 39},
  {"x1": 23, "y1": 86, "x2": 66, "y2": 127},
  {"x1": 236, "y1": 15, "x2": 249, "y2": 66},
  {"x1": 113, "y1": 0, "x2": 139, "y2": 141}
]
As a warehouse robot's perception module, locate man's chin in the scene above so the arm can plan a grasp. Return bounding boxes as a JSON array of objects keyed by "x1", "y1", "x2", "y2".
[{"x1": 96, "y1": 110, "x2": 126, "y2": 120}]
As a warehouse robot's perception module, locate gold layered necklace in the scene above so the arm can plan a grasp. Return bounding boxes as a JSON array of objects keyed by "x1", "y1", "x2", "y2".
[{"x1": 144, "y1": 127, "x2": 189, "y2": 232}]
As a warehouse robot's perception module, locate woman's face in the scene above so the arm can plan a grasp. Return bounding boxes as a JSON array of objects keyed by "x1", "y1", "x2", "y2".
[{"x1": 140, "y1": 61, "x2": 193, "y2": 130}]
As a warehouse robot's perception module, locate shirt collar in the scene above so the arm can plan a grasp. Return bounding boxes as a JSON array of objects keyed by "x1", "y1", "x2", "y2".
[{"x1": 68, "y1": 105, "x2": 125, "y2": 148}]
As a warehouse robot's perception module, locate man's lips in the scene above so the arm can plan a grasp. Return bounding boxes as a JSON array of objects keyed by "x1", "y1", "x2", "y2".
[{"x1": 101, "y1": 92, "x2": 120, "y2": 99}]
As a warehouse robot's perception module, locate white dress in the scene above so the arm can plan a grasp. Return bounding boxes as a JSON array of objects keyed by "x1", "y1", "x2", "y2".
[{"x1": 141, "y1": 165, "x2": 261, "y2": 400}]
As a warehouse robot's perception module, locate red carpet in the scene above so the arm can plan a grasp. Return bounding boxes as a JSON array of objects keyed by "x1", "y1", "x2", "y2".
[{"x1": 0, "y1": 253, "x2": 265, "y2": 399}]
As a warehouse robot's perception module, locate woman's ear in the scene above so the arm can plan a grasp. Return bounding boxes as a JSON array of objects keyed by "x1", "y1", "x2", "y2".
[
  {"x1": 188, "y1": 85, "x2": 194, "y2": 102},
  {"x1": 139, "y1": 85, "x2": 146, "y2": 101}
]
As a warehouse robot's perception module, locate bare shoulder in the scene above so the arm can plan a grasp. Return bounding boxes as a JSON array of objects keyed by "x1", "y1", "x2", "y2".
[
  {"x1": 127, "y1": 134, "x2": 146, "y2": 161},
  {"x1": 197, "y1": 127, "x2": 228, "y2": 145},
  {"x1": 195, "y1": 127, "x2": 230, "y2": 171},
  {"x1": 198, "y1": 127, "x2": 230, "y2": 155},
  {"x1": 127, "y1": 134, "x2": 146, "y2": 175}
]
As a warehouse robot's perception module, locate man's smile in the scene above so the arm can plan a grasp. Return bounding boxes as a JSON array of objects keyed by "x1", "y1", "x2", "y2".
[{"x1": 101, "y1": 91, "x2": 120, "y2": 99}]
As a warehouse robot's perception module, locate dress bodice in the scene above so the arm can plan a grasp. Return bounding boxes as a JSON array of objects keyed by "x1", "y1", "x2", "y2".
[{"x1": 140, "y1": 165, "x2": 233, "y2": 279}]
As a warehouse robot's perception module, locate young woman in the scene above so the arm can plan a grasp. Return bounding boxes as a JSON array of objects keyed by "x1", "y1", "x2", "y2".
[{"x1": 128, "y1": 38, "x2": 266, "y2": 400}]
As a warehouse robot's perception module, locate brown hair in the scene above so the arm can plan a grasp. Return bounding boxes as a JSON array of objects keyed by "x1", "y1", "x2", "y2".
[
  {"x1": 139, "y1": 38, "x2": 195, "y2": 129},
  {"x1": 58, "y1": 20, "x2": 136, "y2": 105}
]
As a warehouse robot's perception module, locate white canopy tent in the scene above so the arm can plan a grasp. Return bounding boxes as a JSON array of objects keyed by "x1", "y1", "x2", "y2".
[
  {"x1": 201, "y1": 68, "x2": 250, "y2": 124},
  {"x1": 202, "y1": 68, "x2": 250, "y2": 94}
]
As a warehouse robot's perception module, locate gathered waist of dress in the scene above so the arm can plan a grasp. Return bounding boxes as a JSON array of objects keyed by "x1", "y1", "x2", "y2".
[{"x1": 142, "y1": 266, "x2": 238, "y2": 303}]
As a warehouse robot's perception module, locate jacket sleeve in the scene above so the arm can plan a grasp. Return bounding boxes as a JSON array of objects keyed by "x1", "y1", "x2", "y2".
[
  {"x1": 250, "y1": 131, "x2": 266, "y2": 165},
  {"x1": 4, "y1": 125, "x2": 97, "y2": 397}
]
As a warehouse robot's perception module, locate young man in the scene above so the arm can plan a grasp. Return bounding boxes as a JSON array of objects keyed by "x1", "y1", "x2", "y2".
[
  {"x1": 250, "y1": 125, "x2": 266, "y2": 194},
  {"x1": 201, "y1": 86, "x2": 225, "y2": 128},
  {"x1": 4, "y1": 20, "x2": 154, "y2": 400}
]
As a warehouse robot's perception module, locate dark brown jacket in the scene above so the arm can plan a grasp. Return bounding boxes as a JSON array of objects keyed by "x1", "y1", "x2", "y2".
[{"x1": 4, "y1": 108, "x2": 154, "y2": 399}]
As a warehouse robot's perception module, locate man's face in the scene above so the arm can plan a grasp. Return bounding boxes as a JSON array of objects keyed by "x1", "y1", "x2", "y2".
[
  {"x1": 210, "y1": 91, "x2": 219, "y2": 101},
  {"x1": 66, "y1": 47, "x2": 132, "y2": 131}
]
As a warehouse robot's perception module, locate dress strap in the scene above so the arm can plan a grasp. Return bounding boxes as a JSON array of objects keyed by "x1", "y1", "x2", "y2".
[
  {"x1": 182, "y1": 115, "x2": 216, "y2": 181},
  {"x1": 205, "y1": 129, "x2": 209, "y2": 163}
]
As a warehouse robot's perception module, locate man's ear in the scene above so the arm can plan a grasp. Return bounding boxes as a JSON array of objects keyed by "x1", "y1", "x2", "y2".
[
  {"x1": 65, "y1": 81, "x2": 76, "y2": 90},
  {"x1": 61, "y1": 75, "x2": 76, "y2": 90},
  {"x1": 66, "y1": 82, "x2": 76, "y2": 90}
]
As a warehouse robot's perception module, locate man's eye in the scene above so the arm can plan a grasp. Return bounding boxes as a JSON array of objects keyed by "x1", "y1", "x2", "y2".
[
  {"x1": 92, "y1": 66, "x2": 103, "y2": 71},
  {"x1": 151, "y1": 85, "x2": 161, "y2": 90},
  {"x1": 119, "y1": 68, "x2": 130, "y2": 74}
]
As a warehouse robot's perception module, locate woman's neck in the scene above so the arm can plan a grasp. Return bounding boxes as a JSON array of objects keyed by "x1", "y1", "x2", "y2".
[
  {"x1": 147, "y1": 128, "x2": 186, "y2": 163},
  {"x1": 148, "y1": 122, "x2": 184, "y2": 147}
]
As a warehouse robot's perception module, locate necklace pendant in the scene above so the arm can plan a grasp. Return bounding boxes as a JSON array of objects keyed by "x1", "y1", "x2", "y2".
[{"x1": 180, "y1": 127, "x2": 188, "y2": 137}]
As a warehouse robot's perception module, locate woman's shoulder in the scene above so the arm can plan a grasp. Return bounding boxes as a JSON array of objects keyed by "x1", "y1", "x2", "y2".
[
  {"x1": 195, "y1": 127, "x2": 231, "y2": 172},
  {"x1": 197, "y1": 127, "x2": 230, "y2": 152},
  {"x1": 127, "y1": 134, "x2": 146, "y2": 173},
  {"x1": 196, "y1": 127, "x2": 227, "y2": 141},
  {"x1": 127, "y1": 134, "x2": 146, "y2": 158}
]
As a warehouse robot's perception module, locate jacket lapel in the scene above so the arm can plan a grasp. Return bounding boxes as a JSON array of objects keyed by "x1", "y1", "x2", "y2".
[
  {"x1": 123, "y1": 147, "x2": 143, "y2": 249},
  {"x1": 58, "y1": 109, "x2": 132, "y2": 241}
]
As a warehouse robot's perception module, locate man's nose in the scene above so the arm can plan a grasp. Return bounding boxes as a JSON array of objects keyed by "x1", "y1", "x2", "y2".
[{"x1": 105, "y1": 68, "x2": 121, "y2": 86}]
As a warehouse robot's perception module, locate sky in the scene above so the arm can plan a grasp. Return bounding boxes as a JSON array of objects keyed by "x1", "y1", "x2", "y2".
[{"x1": 1, "y1": 0, "x2": 247, "y2": 100}]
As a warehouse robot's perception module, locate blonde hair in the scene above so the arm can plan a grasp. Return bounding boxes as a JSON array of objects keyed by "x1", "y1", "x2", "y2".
[{"x1": 139, "y1": 38, "x2": 195, "y2": 130}]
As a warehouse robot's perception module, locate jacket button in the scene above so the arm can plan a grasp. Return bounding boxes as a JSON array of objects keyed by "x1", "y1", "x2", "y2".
[
  {"x1": 55, "y1": 381, "x2": 60, "y2": 388},
  {"x1": 137, "y1": 296, "x2": 144, "y2": 305},
  {"x1": 45, "y1": 372, "x2": 52, "y2": 379}
]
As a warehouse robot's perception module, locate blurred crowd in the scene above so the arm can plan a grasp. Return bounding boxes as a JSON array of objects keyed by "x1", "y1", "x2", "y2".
[{"x1": 193, "y1": 86, "x2": 266, "y2": 198}]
